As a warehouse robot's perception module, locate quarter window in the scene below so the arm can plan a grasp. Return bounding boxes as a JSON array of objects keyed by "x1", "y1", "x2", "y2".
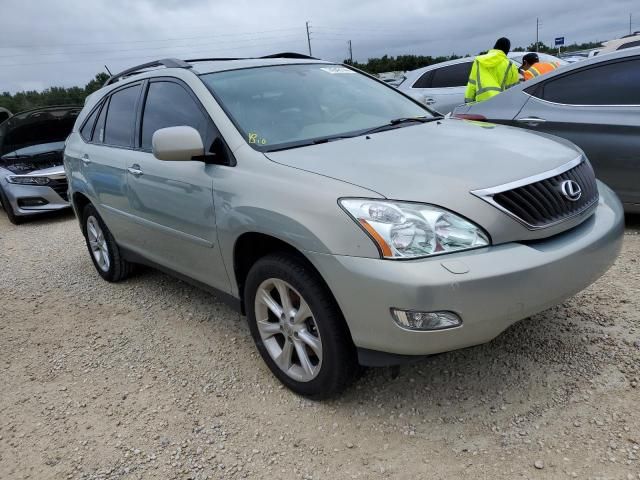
[
  {"x1": 141, "y1": 81, "x2": 209, "y2": 150},
  {"x1": 412, "y1": 71, "x2": 433, "y2": 88},
  {"x1": 430, "y1": 62, "x2": 472, "y2": 88},
  {"x1": 80, "y1": 101, "x2": 102, "y2": 141},
  {"x1": 104, "y1": 84, "x2": 141, "y2": 147},
  {"x1": 534, "y1": 58, "x2": 640, "y2": 105},
  {"x1": 92, "y1": 100, "x2": 108, "y2": 143}
]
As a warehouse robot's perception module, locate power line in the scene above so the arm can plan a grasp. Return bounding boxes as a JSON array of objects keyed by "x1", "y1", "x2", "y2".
[
  {"x1": 0, "y1": 38, "x2": 307, "y2": 68},
  {"x1": 0, "y1": 33, "x2": 304, "y2": 60},
  {"x1": 0, "y1": 26, "x2": 305, "y2": 50}
]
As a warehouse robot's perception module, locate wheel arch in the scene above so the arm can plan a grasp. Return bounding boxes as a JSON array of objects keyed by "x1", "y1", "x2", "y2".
[{"x1": 233, "y1": 232, "x2": 343, "y2": 321}]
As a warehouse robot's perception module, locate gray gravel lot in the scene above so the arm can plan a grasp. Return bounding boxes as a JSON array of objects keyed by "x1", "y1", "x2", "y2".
[{"x1": 1, "y1": 210, "x2": 639, "y2": 480}]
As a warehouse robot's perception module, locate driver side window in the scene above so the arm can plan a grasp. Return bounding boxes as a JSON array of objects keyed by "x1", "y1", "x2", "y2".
[{"x1": 140, "y1": 81, "x2": 210, "y2": 151}]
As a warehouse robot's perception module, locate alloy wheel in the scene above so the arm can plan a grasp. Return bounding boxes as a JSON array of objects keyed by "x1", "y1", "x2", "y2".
[
  {"x1": 86, "y1": 216, "x2": 110, "y2": 272},
  {"x1": 254, "y1": 278, "x2": 323, "y2": 382}
]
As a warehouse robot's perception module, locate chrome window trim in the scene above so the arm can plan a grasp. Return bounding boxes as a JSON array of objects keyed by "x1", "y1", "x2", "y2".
[
  {"x1": 524, "y1": 91, "x2": 640, "y2": 108},
  {"x1": 471, "y1": 155, "x2": 599, "y2": 230}
]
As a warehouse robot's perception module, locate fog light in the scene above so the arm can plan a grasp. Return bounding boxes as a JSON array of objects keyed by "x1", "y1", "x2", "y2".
[
  {"x1": 18, "y1": 197, "x2": 49, "y2": 207},
  {"x1": 391, "y1": 309, "x2": 462, "y2": 331}
]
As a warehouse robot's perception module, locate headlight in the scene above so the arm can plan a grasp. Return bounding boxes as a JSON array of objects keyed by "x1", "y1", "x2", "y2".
[
  {"x1": 340, "y1": 199, "x2": 490, "y2": 259},
  {"x1": 7, "y1": 176, "x2": 51, "y2": 185}
]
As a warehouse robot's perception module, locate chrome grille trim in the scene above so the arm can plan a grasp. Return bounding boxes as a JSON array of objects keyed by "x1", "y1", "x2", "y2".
[{"x1": 471, "y1": 156, "x2": 599, "y2": 230}]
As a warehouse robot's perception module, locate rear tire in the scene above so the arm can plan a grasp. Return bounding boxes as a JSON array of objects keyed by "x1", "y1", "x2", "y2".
[
  {"x1": 244, "y1": 253, "x2": 358, "y2": 399},
  {"x1": 0, "y1": 187, "x2": 23, "y2": 225},
  {"x1": 82, "y1": 204, "x2": 133, "y2": 282}
]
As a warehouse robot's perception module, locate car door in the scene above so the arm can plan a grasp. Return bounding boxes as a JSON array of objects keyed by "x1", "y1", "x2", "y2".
[
  {"x1": 514, "y1": 56, "x2": 640, "y2": 208},
  {"x1": 124, "y1": 78, "x2": 231, "y2": 292},
  {"x1": 408, "y1": 61, "x2": 472, "y2": 114},
  {"x1": 79, "y1": 83, "x2": 143, "y2": 238}
]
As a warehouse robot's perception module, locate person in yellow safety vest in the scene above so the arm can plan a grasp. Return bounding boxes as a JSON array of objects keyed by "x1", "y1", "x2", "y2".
[
  {"x1": 464, "y1": 37, "x2": 519, "y2": 104},
  {"x1": 521, "y1": 52, "x2": 561, "y2": 81}
]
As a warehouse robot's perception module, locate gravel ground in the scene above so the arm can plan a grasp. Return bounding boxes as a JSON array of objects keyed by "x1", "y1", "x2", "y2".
[{"x1": 1, "y1": 210, "x2": 639, "y2": 480}]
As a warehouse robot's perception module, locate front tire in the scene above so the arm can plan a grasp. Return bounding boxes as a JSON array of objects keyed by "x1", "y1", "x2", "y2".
[
  {"x1": 0, "y1": 187, "x2": 23, "y2": 225},
  {"x1": 82, "y1": 204, "x2": 132, "y2": 282},
  {"x1": 245, "y1": 253, "x2": 358, "y2": 399}
]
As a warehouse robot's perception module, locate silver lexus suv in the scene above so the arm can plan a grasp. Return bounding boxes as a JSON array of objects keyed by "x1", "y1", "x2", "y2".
[{"x1": 64, "y1": 54, "x2": 624, "y2": 398}]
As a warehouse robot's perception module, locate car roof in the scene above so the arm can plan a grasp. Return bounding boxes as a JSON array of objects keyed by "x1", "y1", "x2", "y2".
[{"x1": 193, "y1": 57, "x2": 332, "y2": 74}]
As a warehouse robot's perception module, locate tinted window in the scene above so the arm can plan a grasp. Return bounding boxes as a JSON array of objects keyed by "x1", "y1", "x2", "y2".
[
  {"x1": 430, "y1": 62, "x2": 472, "y2": 88},
  {"x1": 618, "y1": 40, "x2": 640, "y2": 50},
  {"x1": 80, "y1": 102, "x2": 102, "y2": 141},
  {"x1": 412, "y1": 71, "x2": 432, "y2": 88},
  {"x1": 92, "y1": 100, "x2": 108, "y2": 143},
  {"x1": 141, "y1": 82, "x2": 209, "y2": 150},
  {"x1": 538, "y1": 58, "x2": 640, "y2": 105},
  {"x1": 104, "y1": 85, "x2": 140, "y2": 147}
]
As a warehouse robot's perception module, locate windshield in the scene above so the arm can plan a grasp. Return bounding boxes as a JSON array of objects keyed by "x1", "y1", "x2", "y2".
[{"x1": 200, "y1": 63, "x2": 431, "y2": 151}]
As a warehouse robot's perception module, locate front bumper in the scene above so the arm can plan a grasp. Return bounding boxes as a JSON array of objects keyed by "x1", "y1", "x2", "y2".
[
  {"x1": 1, "y1": 178, "x2": 70, "y2": 217},
  {"x1": 306, "y1": 181, "x2": 624, "y2": 358}
]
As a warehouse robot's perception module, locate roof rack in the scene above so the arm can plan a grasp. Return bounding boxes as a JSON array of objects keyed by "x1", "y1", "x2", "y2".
[
  {"x1": 104, "y1": 58, "x2": 192, "y2": 86},
  {"x1": 259, "y1": 52, "x2": 318, "y2": 60},
  {"x1": 103, "y1": 53, "x2": 320, "y2": 87},
  {"x1": 184, "y1": 52, "x2": 318, "y2": 64}
]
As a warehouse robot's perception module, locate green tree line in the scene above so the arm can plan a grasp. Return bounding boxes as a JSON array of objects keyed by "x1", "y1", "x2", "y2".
[
  {"x1": 0, "y1": 72, "x2": 109, "y2": 114},
  {"x1": 346, "y1": 40, "x2": 604, "y2": 74}
]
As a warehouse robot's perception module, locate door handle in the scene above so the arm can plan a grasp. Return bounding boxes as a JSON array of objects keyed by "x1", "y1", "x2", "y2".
[
  {"x1": 516, "y1": 117, "x2": 547, "y2": 125},
  {"x1": 127, "y1": 164, "x2": 143, "y2": 176},
  {"x1": 81, "y1": 154, "x2": 91, "y2": 165},
  {"x1": 424, "y1": 98, "x2": 436, "y2": 105}
]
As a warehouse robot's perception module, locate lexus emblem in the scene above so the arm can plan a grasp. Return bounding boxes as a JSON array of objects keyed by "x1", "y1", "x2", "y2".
[{"x1": 560, "y1": 180, "x2": 582, "y2": 202}]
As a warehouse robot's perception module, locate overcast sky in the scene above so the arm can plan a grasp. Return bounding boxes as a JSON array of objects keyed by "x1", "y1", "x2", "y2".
[{"x1": 1, "y1": 0, "x2": 636, "y2": 93}]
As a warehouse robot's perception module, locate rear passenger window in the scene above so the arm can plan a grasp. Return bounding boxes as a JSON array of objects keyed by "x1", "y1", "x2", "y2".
[
  {"x1": 430, "y1": 62, "x2": 473, "y2": 88},
  {"x1": 536, "y1": 58, "x2": 640, "y2": 105},
  {"x1": 80, "y1": 102, "x2": 102, "y2": 141},
  {"x1": 104, "y1": 85, "x2": 141, "y2": 147},
  {"x1": 141, "y1": 81, "x2": 209, "y2": 150}
]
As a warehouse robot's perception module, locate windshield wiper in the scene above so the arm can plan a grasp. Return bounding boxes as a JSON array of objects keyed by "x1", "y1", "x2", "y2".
[
  {"x1": 358, "y1": 116, "x2": 441, "y2": 136},
  {"x1": 264, "y1": 116, "x2": 443, "y2": 152}
]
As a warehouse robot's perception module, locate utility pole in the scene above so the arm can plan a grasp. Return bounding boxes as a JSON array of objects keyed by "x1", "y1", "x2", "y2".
[
  {"x1": 348, "y1": 40, "x2": 353, "y2": 63},
  {"x1": 306, "y1": 21, "x2": 312, "y2": 56},
  {"x1": 630, "y1": 13, "x2": 633, "y2": 35},
  {"x1": 536, "y1": 17, "x2": 540, "y2": 52}
]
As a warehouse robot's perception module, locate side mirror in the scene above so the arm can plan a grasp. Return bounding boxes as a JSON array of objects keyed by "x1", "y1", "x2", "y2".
[{"x1": 152, "y1": 126, "x2": 204, "y2": 161}]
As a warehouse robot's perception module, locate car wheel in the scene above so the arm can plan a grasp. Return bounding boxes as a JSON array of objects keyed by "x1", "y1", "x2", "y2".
[
  {"x1": 244, "y1": 253, "x2": 358, "y2": 399},
  {"x1": 82, "y1": 204, "x2": 132, "y2": 282},
  {"x1": 0, "y1": 186, "x2": 23, "y2": 225}
]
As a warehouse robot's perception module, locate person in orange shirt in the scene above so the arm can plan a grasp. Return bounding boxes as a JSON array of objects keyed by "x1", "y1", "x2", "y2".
[{"x1": 521, "y1": 53, "x2": 561, "y2": 81}]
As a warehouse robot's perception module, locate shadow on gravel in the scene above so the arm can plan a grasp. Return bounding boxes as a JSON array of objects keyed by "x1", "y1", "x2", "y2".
[
  {"x1": 333, "y1": 302, "x2": 624, "y2": 422},
  {"x1": 625, "y1": 213, "x2": 640, "y2": 230},
  {"x1": 2, "y1": 207, "x2": 75, "y2": 226}
]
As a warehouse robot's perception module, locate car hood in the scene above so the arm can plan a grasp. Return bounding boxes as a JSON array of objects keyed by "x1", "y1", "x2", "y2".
[
  {"x1": 265, "y1": 119, "x2": 584, "y2": 242},
  {"x1": 0, "y1": 141, "x2": 66, "y2": 174}
]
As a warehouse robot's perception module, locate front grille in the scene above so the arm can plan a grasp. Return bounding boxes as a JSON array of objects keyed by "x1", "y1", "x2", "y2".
[
  {"x1": 475, "y1": 159, "x2": 599, "y2": 229},
  {"x1": 49, "y1": 178, "x2": 69, "y2": 201}
]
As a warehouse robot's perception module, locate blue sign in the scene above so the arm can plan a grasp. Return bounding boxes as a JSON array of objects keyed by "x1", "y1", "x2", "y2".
[{"x1": 555, "y1": 36, "x2": 565, "y2": 46}]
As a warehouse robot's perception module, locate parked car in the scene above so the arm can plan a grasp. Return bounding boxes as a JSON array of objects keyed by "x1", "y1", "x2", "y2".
[
  {"x1": 0, "y1": 105, "x2": 79, "y2": 224},
  {"x1": 452, "y1": 48, "x2": 640, "y2": 213},
  {"x1": 594, "y1": 32, "x2": 640, "y2": 56},
  {"x1": 65, "y1": 55, "x2": 623, "y2": 398},
  {"x1": 398, "y1": 52, "x2": 567, "y2": 114},
  {"x1": 0, "y1": 107, "x2": 11, "y2": 124}
]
